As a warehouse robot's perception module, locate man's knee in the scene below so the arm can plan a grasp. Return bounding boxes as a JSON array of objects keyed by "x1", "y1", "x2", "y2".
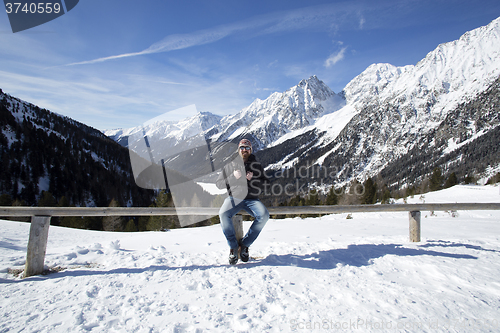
[
  {"x1": 254, "y1": 206, "x2": 269, "y2": 223},
  {"x1": 219, "y1": 206, "x2": 235, "y2": 224},
  {"x1": 261, "y1": 209, "x2": 270, "y2": 223}
]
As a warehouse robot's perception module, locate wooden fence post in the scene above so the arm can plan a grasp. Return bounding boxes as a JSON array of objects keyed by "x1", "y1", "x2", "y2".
[
  {"x1": 232, "y1": 214, "x2": 243, "y2": 243},
  {"x1": 409, "y1": 211, "x2": 421, "y2": 242},
  {"x1": 232, "y1": 214, "x2": 244, "y2": 259},
  {"x1": 24, "y1": 216, "x2": 51, "y2": 278}
]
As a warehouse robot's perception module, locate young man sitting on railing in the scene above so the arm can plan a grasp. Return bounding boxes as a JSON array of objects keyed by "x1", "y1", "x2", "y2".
[{"x1": 216, "y1": 139, "x2": 270, "y2": 265}]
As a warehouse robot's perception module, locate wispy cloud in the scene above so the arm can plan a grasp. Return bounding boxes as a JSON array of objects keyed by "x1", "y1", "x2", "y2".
[
  {"x1": 359, "y1": 16, "x2": 366, "y2": 29},
  {"x1": 63, "y1": 25, "x2": 237, "y2": 66},
  {"x1": 0, "y1": 64, "x2": 268, "y2": 129},
  {"x1": 129, "y1": 74, "x2": 192, "y2": 86},
  {"x1": 64, "y1": 2, "x2": 373, "y2": 67},
  {"x1": 325, "y1": 47, "x2": 348, "y2": 67}
]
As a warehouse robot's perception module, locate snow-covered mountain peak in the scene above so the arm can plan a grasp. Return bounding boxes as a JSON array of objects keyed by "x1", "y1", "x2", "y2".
[
  {"x1": 106, "y1": 74, "x2": 346, "y2": 151},
  {"x1": 289, "y1": 75, "x2": 337, "y2": 100},
  {"x1": 209, "y1": 75, "x2": 345, "y2": 148},
  {"x1": 296, "y1": 75, "x2": 325, "y2": 90},
  {"x1": 261, "y1": 17, "x2": 500, "y2": 188},
  {"x1": 344, "y1": 16, "x2": 500, "y2": 115},
  {"x1": 104, "y1": 111, "x2": 222, "y2": 147},
  {"x1": 454, "y1": 16, "x2": 500, "y2": 46},
  {"x1": 297, "y1": 16, "x2": 500, "y2": 185},
  {"x1": 343, "y1": 63, "x2": 411, "y2": 105},
  {"x1": 175, "y1": 111, "x2": 222, "y2": 133}
]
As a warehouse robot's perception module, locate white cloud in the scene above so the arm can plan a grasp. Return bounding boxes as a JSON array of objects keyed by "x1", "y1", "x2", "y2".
[
  {"x1": 324, "y1": 47, "x2": 347, "y2": 68},
  {"x1": 0, "y1": 64, "x2": 263, "y2": 130},
  {"x1": 63, "y1": 24, "x2": 239, "y2": 66},
  {"x1": 64, "y1": 2, "x2": 373, "y2": 67},
  {"x1": 359, "y1": 16, "x2": 366, "y2": 29},
  {"x1": 268, "y1": 60, "x2": 279, "y2": 68}
]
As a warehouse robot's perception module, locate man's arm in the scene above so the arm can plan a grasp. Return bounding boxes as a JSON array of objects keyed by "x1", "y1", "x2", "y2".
[
  {"x1": 215, "y1": 167, "x2": 228, "y2": 189},
  {"x1": 247, "y1": 161, "x2": 269, "y2": 195},
  {"x1": 254, "y1": 162, "x2": 269, "y2": 184},
  {"x1": 216, "y1": 163, "x2": 240, "y2": 189}
]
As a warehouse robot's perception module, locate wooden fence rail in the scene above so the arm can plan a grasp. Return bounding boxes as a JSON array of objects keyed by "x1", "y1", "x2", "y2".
[
  {"x1": 2, "y1": 203, "x2": 500, "y2": 217},
  {"x1": 2, "y1": 203, "x2": 500, "y2": 277}
]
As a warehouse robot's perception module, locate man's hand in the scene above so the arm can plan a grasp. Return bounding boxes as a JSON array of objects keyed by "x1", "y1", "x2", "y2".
[{"x1": 233, "y1": 170, "x2": 253, "y2": 180}]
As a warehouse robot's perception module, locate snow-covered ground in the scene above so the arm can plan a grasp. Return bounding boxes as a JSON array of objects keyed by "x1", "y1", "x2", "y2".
[{"x1": 1, "y1": 185, "x2": 500, "y2": 332}]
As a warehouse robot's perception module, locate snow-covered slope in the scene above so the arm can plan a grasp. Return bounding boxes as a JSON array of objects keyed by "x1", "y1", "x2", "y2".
[{"x1": 2, "y1": 185, "x2": 500, "y2": 332}]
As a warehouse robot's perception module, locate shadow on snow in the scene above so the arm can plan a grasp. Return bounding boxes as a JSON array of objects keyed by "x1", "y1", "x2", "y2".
[{"x1": 2, "y1": 242, "x2": 483, "y2": 283}]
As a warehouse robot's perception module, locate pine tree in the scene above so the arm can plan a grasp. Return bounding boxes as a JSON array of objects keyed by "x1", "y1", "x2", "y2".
[
  {"x1": 211, "y1": 195, "x2": 225, "y2": 208},
  {"x1": 57, "y1": 196, "x2": 81, "y2": 229},
  {"x1": 102, "y1": 198, "x2": 124, "y2": 231},
  {"x1": 344, "y1": 180, "x2": 362, "y2": 205},
  {"x1": 146, "y1": 190, "x2": 177, "y2": 231},
  {"x1": 361, "y1": 178, "x2": 377, "y2": 204},
  {"x1": 287, "y1": 195, "x2": 305, "y2": 218},
  {"x1": 405, "y1": 186, "x2": 416, "y2": 198},
  {"x1": 487, "y1": 172, "x2": 500, "y2": 184},
  {"x1": 463, "y1": 175, "x2": 476, "y2": 184},
  {"x1": 419, "y1": 176, "x2": 430, "y2": 194},
  {"x1": 58, "y1": 196, "x2": 70, "y2": 207},
  {"x1": 289, "y1": 195, "x2": 305, "y2": 207},
  {"x1": 430, "y1": 167, "x2": 444, "y2": 191},
  {"x1": 9, "y1": 198, "x2": 29, "y2": 222},
  {"x1": 325, "y1": 186, "x2": 338, "y2": 206},
  {"x1": 38, "y1": 191, "x2": 57, "y2": 207},
  {"x1": 208, "y1": 195, "x2": 225, "y2": 224},
  {"x1": 305, "y1": 189, "x2": 321, "y2": 206},
  {"x1": 138, "y1": 215, "x2": 149, "y2": 231},
  {"x1": 124, "y1": 219, "x2": 137, "y2": 232},
  {"x1": 304, "y1": 189, "x2": 321, "y2": 218},
  {"x1": 185, "y1": 192, "x2": 202, "y2": 226},
  {"x1": 381, "y1": 188, "x2": 391, "y2": 204},
  {"x1": 444, "y1": 172, "x2": 458, "y2": 188},
  {"x1": 0, "y1": 193, "x2": 12, "y2": 206}
]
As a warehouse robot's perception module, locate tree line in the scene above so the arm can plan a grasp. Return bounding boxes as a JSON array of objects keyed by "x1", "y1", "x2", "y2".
[{"x1": 0, "y1": 91, "x2": 155, "y2": 211}]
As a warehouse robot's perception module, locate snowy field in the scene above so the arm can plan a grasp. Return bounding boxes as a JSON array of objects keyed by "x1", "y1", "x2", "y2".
[{"x1": 1, "y1": 185, "x2": 500, "y2": 332}]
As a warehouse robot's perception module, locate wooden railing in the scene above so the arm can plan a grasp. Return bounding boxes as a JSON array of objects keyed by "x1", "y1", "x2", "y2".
[{"x1": 2, "y1": 203, "x2": 500, "y2": 277}]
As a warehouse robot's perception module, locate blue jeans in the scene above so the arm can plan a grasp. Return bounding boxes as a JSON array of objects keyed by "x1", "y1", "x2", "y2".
[{"x1": 219, "y1": 197, "x2": 269, "y2": 250}]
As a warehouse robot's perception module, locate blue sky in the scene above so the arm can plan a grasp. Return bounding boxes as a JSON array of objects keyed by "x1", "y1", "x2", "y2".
[{"x1": 1, "y1": 0, "x2": 500, "y2": 130}]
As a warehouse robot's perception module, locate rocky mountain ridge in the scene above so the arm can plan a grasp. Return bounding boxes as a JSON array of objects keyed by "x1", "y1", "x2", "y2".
[{"x1": 257, "y1": 16, "x2": 500, "y2": 191}]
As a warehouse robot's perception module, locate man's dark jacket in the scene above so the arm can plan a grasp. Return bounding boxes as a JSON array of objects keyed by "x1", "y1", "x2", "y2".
[{"x1": 215, "y1": 154, "x2": 269, "y2": 200}]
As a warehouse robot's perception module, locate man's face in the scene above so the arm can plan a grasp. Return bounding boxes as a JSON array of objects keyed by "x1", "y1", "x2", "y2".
[{"x1": 239, "y1": 146, "x2": 251, "y2": 159}]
